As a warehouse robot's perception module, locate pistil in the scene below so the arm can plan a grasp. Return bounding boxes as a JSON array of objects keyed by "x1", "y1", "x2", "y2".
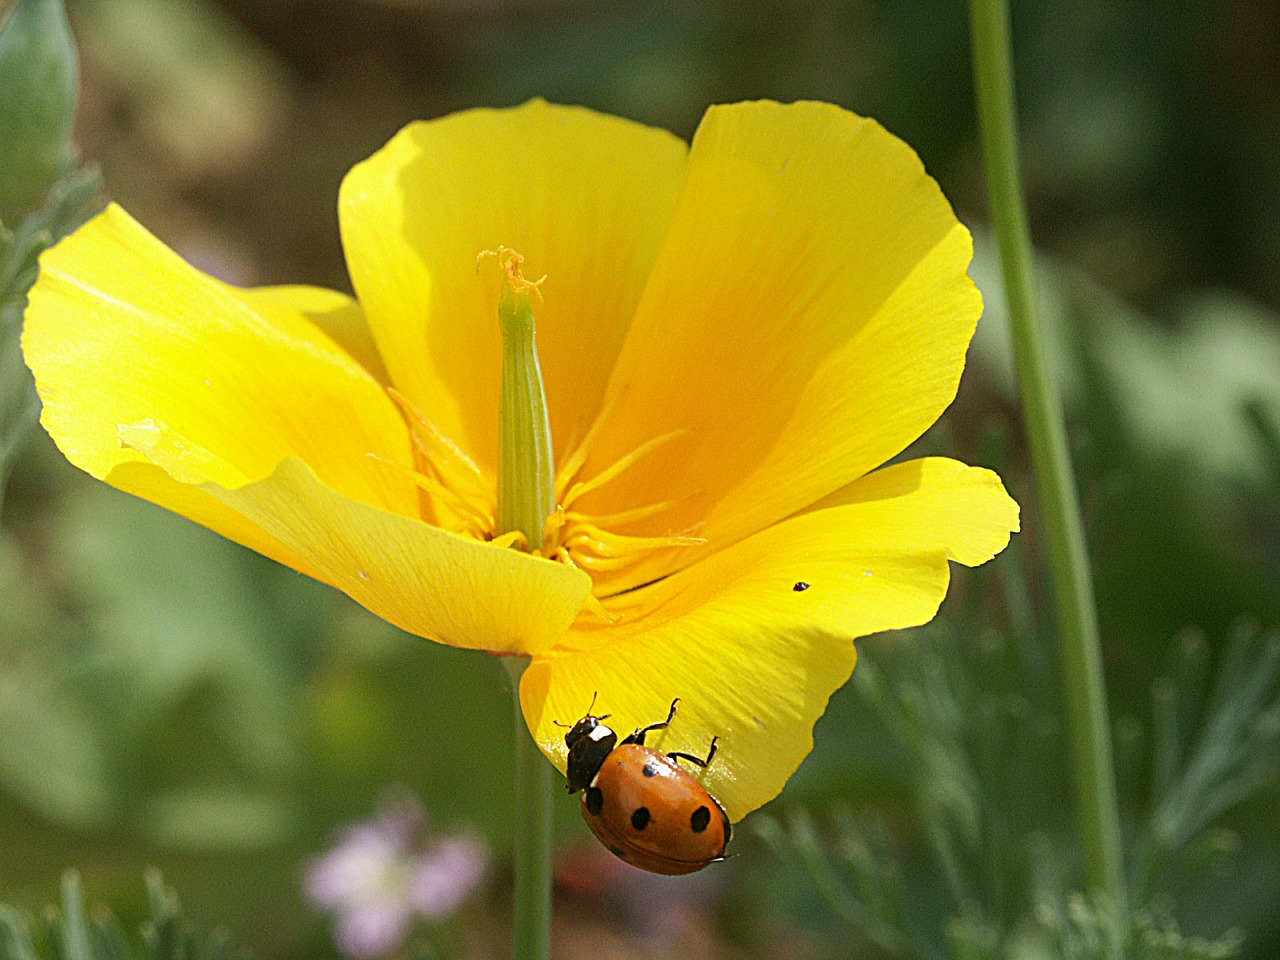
[{"x1": 482, "y1": 248, "x2": 556, "y2": 553}]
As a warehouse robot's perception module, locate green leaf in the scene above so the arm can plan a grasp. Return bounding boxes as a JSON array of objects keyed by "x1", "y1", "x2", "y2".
[
  {"x1": 0, "y1": 874, "x2": 248, "y2": 960},
  {"x1": 88, "y1": 915, "x2": 130, "y2": 960},
  {"x1": 0, "y1": 0, "x2": 79, "y2": 224},
  {"x1": 0, "y1": 298, "x2": 38, "y2": 473},
  {"x1": 0, "y1": 906, "x2": 40, "y2": 960},
  {"x1": 56, "y1": 873, "x2": 92, "y2": 960}
]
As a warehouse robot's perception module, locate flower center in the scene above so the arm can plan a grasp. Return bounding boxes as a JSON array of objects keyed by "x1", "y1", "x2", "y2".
[{"x1": 381, "y1": 251, "x2": 705, "y2": 615}]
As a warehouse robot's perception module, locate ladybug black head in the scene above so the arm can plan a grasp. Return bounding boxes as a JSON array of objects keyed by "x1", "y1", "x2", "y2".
[{"x1": 563, "y1": 714, "x2": 617, "y2": 794}]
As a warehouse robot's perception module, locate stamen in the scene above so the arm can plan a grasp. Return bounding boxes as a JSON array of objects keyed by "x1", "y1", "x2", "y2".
[
  {"x1": 367, "y1": 454, "x2": 493, "y2": 536},
  {"x1": 570, "y1": 553, "x2": 678, "y2": 573},
  {"x1": 560, "y1": 428, "x2": 689, "y2": 511},
  {"x1": 542, "y1": 504, "x2": 569, "y2": 545},
  {"x1": 384, "y1": 388, "x2": 495, "y2": 535},
  {"x1": 489, "y1": 530, "x2": 526, "y2": 549},
  {"x1": 564, "y1": 492, "x2": 699, "y2": 529},
  {"x1": 549, "y1": 546, "x2": 619, "y2": 622},
  {"x1": 389, "y1": 389, "x2": 483, "y2": 475},
  {"x1": 580, "y1": 597, "x2": 620, "y2": 623},
  {"x1": 565, "y1": 524, "x2": 706, "y2": 558},
  {"x1": 555, "y1": 388, "x2": 626, "y2": 497},
  {"x1": 542, "y1": 407, "x2": 707, "y2": 594}
]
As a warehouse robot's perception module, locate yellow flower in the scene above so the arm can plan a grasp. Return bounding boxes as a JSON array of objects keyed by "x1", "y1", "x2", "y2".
[{"x1": 23, "y1": 100, "x2": 1018, "y2": 821}]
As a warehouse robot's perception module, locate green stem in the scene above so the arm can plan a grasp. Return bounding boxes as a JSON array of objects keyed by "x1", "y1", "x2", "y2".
[
  {"x1": 969, "y1": 0, "x2": 1127, "y2": 908},
  {"x1": 501, "y1": 656, "x2": 554, "y2": 960}
]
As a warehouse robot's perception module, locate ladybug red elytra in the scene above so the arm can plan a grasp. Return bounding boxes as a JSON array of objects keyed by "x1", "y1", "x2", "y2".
[{"x1": 560, "y1": 698, "x2": 731, "y2": 875}]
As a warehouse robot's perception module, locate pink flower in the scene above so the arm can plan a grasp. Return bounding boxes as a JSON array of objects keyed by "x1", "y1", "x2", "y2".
[{"x1": 304, "y1": 791, "x2": 487, "y2": 958}]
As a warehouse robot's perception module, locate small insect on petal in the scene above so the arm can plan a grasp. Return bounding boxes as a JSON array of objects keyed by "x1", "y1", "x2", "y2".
[{"x1": 562, "y1": 698, "x2": 730, "y2": 875}]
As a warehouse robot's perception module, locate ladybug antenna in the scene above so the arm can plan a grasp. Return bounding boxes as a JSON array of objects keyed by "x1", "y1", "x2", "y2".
[
  {"x1": 553, "y1": 691, "x2": 610, "y2": 728},
  {"x1": 583, "y1": 692, "x2": 612, "y2": 722}
]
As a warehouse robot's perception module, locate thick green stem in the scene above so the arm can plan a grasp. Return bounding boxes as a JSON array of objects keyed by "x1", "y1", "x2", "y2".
[
  {"x1": 501, "y1": 656, "x2": 554, "y2": 960},
  {"x1": 496, "y1": 276, "x2": 556, "y2": 552},
  {"x1": 969, "y1": 0, "x2": 1127, "y2": 908}
]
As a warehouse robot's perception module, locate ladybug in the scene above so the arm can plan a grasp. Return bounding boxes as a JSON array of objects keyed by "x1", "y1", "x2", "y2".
[{"x1": 560, "y1": 697, "x2": 731, "y2": 875}]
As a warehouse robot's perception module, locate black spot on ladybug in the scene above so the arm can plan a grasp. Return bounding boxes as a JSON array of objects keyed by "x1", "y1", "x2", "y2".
[
  {"x1": 690, "y1": 805, "x2": 712, "y2": 833},
  {"x1": 585, "y1": 787, "x2": 604, "y2": 816},
  {"x1": 793, "y1": 581, "x2": 810, "y2": 592},
  {"x1": 642, "y1": 761, "x2": 659, "y2": 778},
  {"x1": 630, "y1": 806, "x2": 651, "y2": 830},
  {"x1": 609, "y1": 844, "x2": 628, "y2": 859}
]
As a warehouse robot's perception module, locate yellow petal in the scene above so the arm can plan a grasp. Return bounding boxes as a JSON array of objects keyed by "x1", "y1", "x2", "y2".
[
  {"x1": 339, "y1": 99, "x2": 688, "y2": 476},
  {"x1": 799, "y1": 456, "x2": 1021, "y2": 566},
  {"x1": 206, "y1": 456, "x2": 592, "y2": 654},
  {"x1": 24, "y1": 204, "x2": 417, "y2": 519},
  {"x1": 103, "y1": 459, "x2": 322, "y2": 577},
  {"x1": 576, "y1": 101, "x2": 983, "y2": 594},
  {"x1": 522, "y1": 457, "x2": 1017, "y2": 819},
  {"x1": 116, "y1": 416, "x2": 592, "y2": 654},
  {"x1": 233, "y1": 283, "x2": 390, "y2": 386}
]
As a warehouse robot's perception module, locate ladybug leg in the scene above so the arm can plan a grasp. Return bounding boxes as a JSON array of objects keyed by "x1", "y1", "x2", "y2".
[
  {"x1": 623, "y1": 698, "x2": 680, "y2": 745},
  {"x1": 668, "y1": 735, "x2": 719, "y2": 769}
]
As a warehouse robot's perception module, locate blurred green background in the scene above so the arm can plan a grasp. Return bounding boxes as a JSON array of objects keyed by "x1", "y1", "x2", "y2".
[{"x1": 2, "y1": 0, "x2": 1279, "y2": 958}]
